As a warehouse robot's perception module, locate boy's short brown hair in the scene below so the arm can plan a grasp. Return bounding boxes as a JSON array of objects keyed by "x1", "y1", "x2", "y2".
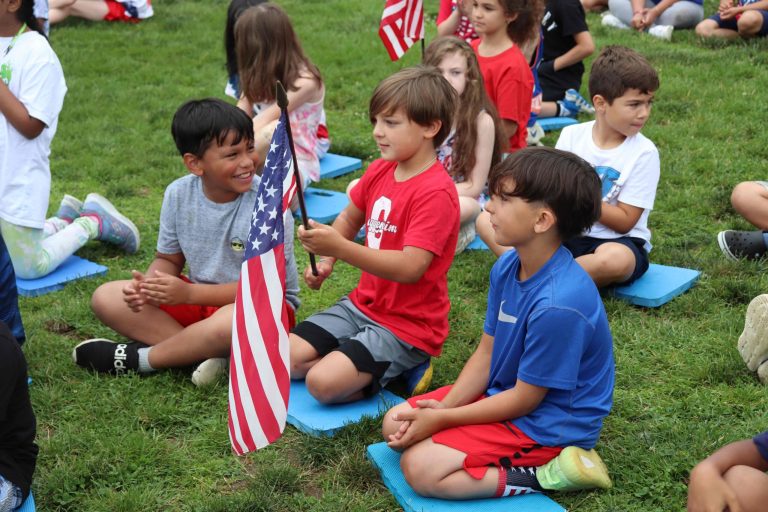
[
  {"x1": 369, "y1": 66, "x2": 457, "y2": 148},
  {"x1": 488, "y1": 147, "x2": 602, "y2": 241},
  {"x1": 588, "y1": 46, "x2": 659, "y2": 104}
]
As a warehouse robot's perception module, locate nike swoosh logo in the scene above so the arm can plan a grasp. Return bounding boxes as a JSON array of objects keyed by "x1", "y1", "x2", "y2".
[{"x1": 498, "y1": 301, "x2": 517, "y2": 323}]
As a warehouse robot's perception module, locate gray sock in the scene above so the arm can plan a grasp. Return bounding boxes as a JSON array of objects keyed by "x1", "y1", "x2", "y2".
[{"x1": 137, "y1": 347, "x2": 156, "y2": 373}]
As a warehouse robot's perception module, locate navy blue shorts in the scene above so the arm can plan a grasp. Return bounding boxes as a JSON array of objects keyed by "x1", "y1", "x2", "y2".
[
  {"x1": 708, "y1": 11, "x2": 768, "y2": 36},
  {"x1": 563, "y1": 236, "x2": 650, "y2": 285}
]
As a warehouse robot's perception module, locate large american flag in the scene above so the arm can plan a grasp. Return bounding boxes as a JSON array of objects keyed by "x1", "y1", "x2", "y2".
[
  {"x1": 228, "y1": 111, "x2": 297, "y2": 455},
  {"x1": 379, "y1": 0, "x2": 424, "y2": 61}
]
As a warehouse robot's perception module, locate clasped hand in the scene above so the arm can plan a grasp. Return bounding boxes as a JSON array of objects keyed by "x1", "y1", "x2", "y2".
[
  {"x1": 632, "y1": 8, "x2": 658, "y2": 30},
  {"x1": 386, "y1": 399, "x2": 446, "y2": 450},
  {"x1": 122, "y1": 270, "x2": 190, "y2": 311}
]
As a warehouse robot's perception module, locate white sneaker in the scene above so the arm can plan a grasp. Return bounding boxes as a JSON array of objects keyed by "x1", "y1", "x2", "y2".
[
  {"x1": 601, "y1": 13, "x2": 629, "y2": 29},
  {"x1": 527, "y1": 121, "x2": 545, "y2": 146},
  {"x1": 191, "y1": 357, "x2": 228, "y2": 387},
  {"x1": 648, "y1": 24, "x2": 673, "y2": 41},
  {"x1": 738, "y1": 295, "x2": 768, "y2": 384}
]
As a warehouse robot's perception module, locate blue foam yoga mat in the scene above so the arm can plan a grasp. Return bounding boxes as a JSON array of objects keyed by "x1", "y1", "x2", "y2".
[
  {"x1": 466, "y1": 235, "x2": 489, "y2": 251},
  {"x1": 537, "y1": 117, "x2": 578, "y2": 132},
  {"x1": 15, "y1": 255, "x2": 107, "y2": 297},
  {"x1": 287, "y1": 381, "x2": 404, "y2": 437},
  {"x1": 319, "y1": 153, "x2": 362, "y2": 180},
  {"x1": 18, "y1": 492, "x2": 35, "y2": 512},
  {"x1": 367, "y1": 443, "x2": 566, "y2": 512},
  {"x1": 609, "y1": 263, "x2": 700, "y2": 308},
  {"x1": 300, "y1": 187, "x2": 349, "y2": 224}
]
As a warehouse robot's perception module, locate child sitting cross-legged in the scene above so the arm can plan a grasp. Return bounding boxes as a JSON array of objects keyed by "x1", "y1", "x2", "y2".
[
  {"x1": 382, "y1": 147, "x2": 614, "y2": 499},
  {"x1": 291, "y1": 66, "x2": 460, "y2": 404},
  {"x1": 555, "y1": 45, "x2": 660, "y2": 288},
  {"x1": 687, "y1": 431, "x2": 768, "y2": 512},
  {"x1": 72, "y1": 99, "x2": 299, "y2": 385}
]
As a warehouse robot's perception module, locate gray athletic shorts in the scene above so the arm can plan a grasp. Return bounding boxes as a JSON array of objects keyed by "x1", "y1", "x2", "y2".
[{"x1": 291, "y1": 296, "x2": 429, "y2": 395}]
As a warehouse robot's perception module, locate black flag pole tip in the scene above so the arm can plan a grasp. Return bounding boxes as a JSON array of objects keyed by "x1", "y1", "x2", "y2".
[{"x1": 276, "y1": 81, "x2": 289, "y2": 110}]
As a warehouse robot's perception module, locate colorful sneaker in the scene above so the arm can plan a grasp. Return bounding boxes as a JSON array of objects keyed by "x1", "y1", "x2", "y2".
[
  {"x1": 738, "y1": 294, "x2": 768, "y2": 384},
  {"x1": 81, "y1": 193, "x2": 140, "y2": 253},
  {"x1": 56, "y1": 194, "x2": 83, "y2": 222},
  {"x1": 403, "y1": 358, "x2": 433, "y2": 396},
  {"x1": 564, "y1": 89, "x2": 595, "y2": 115},
  {"x1": 526, "y1": 121, "x2": 545, "y2": 146},
  {"x1": 717, "y1": 230, "x2": 768, "y2": 261},
  {"x1": 557, "y1": 100, "x2": 579, "y2": 118},
  {"x1": 648, "y1": 24, "x2": 673, "y2": 41},
  {"x1": 537, "y1": 446, "x2": 612, "y2": 491},
  {"x1": 456, "y1": 222, "x2": 477, "y2": 254},
  {"x1": 191, "y1": 358, "x2": 228, "y2": 387},
  {"x1": 601, "y1": 12, "x2": 629, "y2": 29},
  {"x1": 72, "y1": 338, "x2": 146, "y2": 375}
]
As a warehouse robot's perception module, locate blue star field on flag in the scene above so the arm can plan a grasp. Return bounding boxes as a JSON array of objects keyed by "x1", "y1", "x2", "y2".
[{"x1": 245, "y1": 119, "x2": 293, "y2": 260}]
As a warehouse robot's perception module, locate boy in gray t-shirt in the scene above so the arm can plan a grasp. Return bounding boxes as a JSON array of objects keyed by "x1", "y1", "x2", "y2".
[{"x1": 72, "y1": 99, "x2": 299, "y2": 385}]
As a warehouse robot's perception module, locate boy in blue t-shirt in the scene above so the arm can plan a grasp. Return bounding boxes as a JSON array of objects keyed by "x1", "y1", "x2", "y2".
[{"x1": 382, "y1": 147, "x2": 615, "y2": 499}]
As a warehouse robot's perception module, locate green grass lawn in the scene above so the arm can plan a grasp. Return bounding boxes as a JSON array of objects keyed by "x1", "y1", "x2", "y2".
[{"x1": 19, "y1": 0, "x2": 768, "y2": 510}]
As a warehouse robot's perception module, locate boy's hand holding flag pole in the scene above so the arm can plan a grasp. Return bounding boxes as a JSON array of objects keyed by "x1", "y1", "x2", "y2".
[{"x1": 227, "y1": 81, "x2": 309, "y2": 455}]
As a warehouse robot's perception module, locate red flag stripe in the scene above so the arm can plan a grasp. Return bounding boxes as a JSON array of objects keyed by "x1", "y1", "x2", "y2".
[
  {"x1": 243, "y1": 248, "x2": 290, "y2": 405},
  {"x1": 229, "y1": 255, "x2": 289, "y2": 452}
]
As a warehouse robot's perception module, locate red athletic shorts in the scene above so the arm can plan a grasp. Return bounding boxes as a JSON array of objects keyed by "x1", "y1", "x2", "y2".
[
  {"x1": 104, "y1": 0, "x2": 140, "y2": 22},
  {"x1": 157, "y1": 276, "x2": 296, "y2": 329},
  {"x1": 407, "y1": 385, "x2": 562, "y2": 479}
]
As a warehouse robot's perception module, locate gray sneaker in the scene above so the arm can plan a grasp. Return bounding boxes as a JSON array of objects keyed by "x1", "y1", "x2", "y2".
[
  {"x1": 81, "y1": 193, "x2": 140, "y2": 253},
  {"x1": 56, "y1": 194, "x2": 83, "y2": 222},
  {"x1": 738, "y1": 294, "x2": 768, "y2": 384},
  {"x1": 192, "y1": 358, "x2": 228, "y2": 387}
]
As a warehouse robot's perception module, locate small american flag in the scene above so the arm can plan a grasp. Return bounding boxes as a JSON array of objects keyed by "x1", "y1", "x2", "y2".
[
  {"x1": 379, "y1": 0, "x2": 424, "y2": 61},
  {"x1": 228, "y1": 111, "x2": 297, "y2": 455}
]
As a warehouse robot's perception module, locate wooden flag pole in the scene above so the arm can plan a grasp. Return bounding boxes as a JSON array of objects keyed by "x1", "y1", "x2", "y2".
[{"x1": 275, "y1": 81, "x2": 318, "y2": 277}]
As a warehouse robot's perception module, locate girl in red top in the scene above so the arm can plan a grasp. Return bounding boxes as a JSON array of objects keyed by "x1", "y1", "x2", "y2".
[
  {"x1": 424, "y1": 36, "x2": 505, "y2": 253},
  {"x1": 470, "y1": 0, "x2": 543, "y2": 152}
]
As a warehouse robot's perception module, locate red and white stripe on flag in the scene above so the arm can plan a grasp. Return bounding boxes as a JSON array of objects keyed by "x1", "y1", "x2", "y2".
[
  {"x1": 228, "y1": 111, "x2": 297, "y2": 455},
  {"x1": 379, "y1": 0, "x2": 424, "y2": 61}
]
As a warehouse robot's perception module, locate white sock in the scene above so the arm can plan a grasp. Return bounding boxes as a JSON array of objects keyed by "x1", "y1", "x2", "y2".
[{"x1": 137, "y1": 347, "x2": 156, "y2": 374}]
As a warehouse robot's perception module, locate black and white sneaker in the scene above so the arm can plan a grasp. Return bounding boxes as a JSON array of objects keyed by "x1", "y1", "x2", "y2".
[
  {"x1": 72, "y1": 338, "x2": 144, "y2": 375},
  {"x1": 717, "y1": 230, "x2": 768, "y2": 261}
]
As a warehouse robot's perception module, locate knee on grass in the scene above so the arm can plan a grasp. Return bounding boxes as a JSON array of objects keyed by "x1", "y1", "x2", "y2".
[
  {"x1": 737, "y1": 11, "x2": 764, "y2": 37},
  {"x1": 730, "y1": 181, "x2": 767, "y2": 215},
  {"x1": 695, "y1": 20, "x2": 717, "y2": 37}
]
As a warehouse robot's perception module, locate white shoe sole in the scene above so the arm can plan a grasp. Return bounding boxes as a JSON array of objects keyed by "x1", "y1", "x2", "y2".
[
  {"x1": 738, "y1": 294, "x2": 768, "y2": 373},
  {"x1": 717, "y1": 231, "x2": 738, "y2": 262}
]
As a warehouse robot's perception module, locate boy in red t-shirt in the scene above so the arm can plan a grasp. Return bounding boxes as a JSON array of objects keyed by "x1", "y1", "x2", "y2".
[{"x1": 291, "y1": 66, "x2": 460, "y2": 404}]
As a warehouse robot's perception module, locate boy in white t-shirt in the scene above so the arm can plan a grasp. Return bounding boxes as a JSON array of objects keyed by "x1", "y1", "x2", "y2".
[{"x1": 555, "y1": 46, "x2": 660, "y2": 287}]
